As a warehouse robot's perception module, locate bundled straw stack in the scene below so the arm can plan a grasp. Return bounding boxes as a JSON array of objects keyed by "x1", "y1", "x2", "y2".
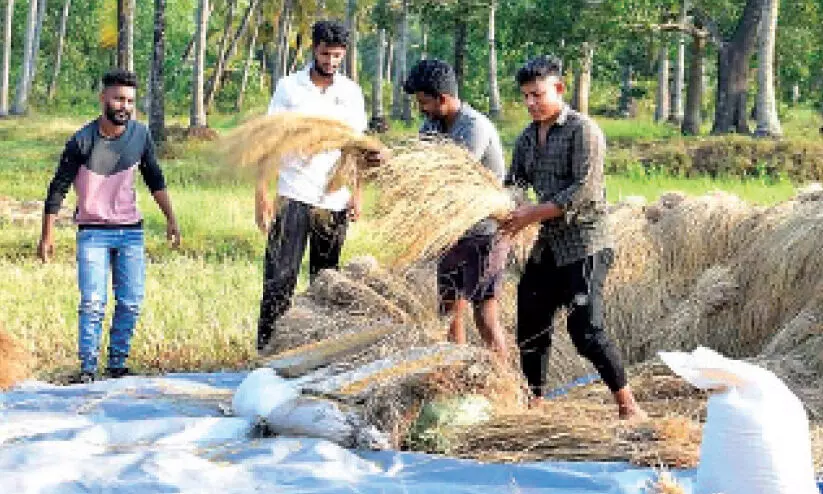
[
  {"x1": 217, "y1": 113, "x2": 385, "y2": 191},
  {"x1": 366, "y1": 138, "x2": 517, "y2": 268},
  {"x1": 0, "y1": 325, "x2": 31, "y2": 390}
]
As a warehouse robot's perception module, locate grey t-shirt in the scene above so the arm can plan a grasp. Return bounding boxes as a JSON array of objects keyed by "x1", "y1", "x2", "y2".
[{"x1": 420, "y1": 103, "x2": 505, "y2": 236}]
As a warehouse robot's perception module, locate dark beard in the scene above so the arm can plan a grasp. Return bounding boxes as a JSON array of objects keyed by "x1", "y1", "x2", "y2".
[
  {"x1": 312, "y1": 61, "x2": 334, "y2": 78},
  {"x1": 105, "y1": 105, "x2": 131, "y2": 126}
]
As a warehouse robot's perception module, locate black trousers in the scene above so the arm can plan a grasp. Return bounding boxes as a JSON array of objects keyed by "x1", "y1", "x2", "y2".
[
  {"x1": 516, "y1": 246, "x2": 627, "y2": 396},
  {"x1": 256, "y1": 198, "x2": 348, "y2": 350}
]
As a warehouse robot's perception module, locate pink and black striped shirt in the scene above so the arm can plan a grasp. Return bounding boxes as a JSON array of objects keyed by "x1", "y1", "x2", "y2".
[{"x1": 44, "y1": 120, "x2": 166, "y2": 228}]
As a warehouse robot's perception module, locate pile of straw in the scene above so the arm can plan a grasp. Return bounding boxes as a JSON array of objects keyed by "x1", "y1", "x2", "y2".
[
  {"x1": 217, "y1": 113, "x2": 384, "y2": 191},
  {"x1": 309, "y1": 269, "x2": 410, "y2": 323},
  {"x1": 451, "y1": 360, "x2": 706, "y2": 467},
  {"x1": 342, "y1": 257, "x2": 431, "y2": 324},
  {"x1": 0, "y1": 325, "x2": 31, "y2": 390},
  {"x1": 268, "y1": 259, "x2": 442, "y2": 367},
  {"x1": 352, "y1": 347, "x2": 525, "y2": 448},
  {"x1": 366, "y1": 138, "x2": 517, "y2": 269}
]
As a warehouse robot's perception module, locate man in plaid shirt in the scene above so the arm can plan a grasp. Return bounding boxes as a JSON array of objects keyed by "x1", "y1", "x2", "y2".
[{"x1": 500, "y1": 56, "x2": 645, "y2": 419}]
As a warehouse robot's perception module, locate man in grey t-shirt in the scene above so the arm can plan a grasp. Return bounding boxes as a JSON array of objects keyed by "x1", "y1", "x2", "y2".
[{"x1": 404, "y1": 59, "x2": 508, "y2": 359}]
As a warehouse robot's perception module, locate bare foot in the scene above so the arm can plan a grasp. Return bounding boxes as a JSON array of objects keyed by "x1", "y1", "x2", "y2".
[
  {"x1": 528, "y1": 396, "x2": 545, "y2": 409},
  {"x1": 619, "y1": 405, "x2": 649, "y2": 422}
]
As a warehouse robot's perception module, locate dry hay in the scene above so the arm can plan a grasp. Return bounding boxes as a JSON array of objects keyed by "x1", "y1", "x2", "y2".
[
  {"x1": 451, "y1": 361, "x2": 706, "y2": 468},
  {"x1": 646, "y1": 471, "x2": 687, "y2": 494},
  {"x1": 217, "y1": 113, "x2": 384, "y2": 192},
  {"x1": 349, "y1": 348, "x2": 526, "y2": 448},
  {"x1": 264, "y1": 324, "x2": 404, "y2": 378},
  {"x1": 309, "y1": 268, "x2": 410, "y2": 323},
  {"x1": 366, "y1": 138, "x2": 517, "y2": 269},
  {"x1": 603, "y1": 190, "x2": 823, "y2": 370},
  {"x1": 267, "y1": 262, "x2": 441, "y2": 369},
  {"x1": 0, "y1": 325, "x2": 32, "y2": 390},
  {"x1": 753, "y1": 283, "x2": 823, "y2": 418},
  {"x1": 342, "y1": 256, "x2": 433, "y2": 324}
]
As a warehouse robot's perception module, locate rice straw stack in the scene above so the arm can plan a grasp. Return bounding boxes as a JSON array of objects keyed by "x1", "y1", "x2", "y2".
[
  {"x1": 366, "y1": 138, "x2": 516, "y2": 268},
  {"x1": 217, "y1": 113, "x2": 385, "y2": 189},
  {"x1": 0, "y1": 325, "x2": 31, "y2": 390}
]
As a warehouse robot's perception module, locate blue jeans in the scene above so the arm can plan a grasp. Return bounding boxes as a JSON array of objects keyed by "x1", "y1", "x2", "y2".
[{"x1": 76, "y1": 228, "x2": 145, "y2": 373}]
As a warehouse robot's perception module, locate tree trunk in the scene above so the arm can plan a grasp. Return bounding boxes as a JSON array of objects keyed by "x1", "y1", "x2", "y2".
[
  {"x1": 572, "y1": 42, "x2": 593, "y2": 115},
  {"x1": 48, "y1": 0, "x2": 71, "y2": 100},
  {"x1": 29, "y1": 0, "x2": 45, "y2": 83},
  {"x1": 711, "y1": 0, "x2": 766, "y2": 134},
  {"x1": 372, "y1": 28, "x2": 385, "y2": 121},
  {"x1": 791, "y1": 84, "x2": 800, "y2": 105},
  {"x1": 453, "y1": 16, "x2": 467, "y2": 96},
  {"x1": 655, "y1": 41, "x2": 670, "y2": 122},
  {"x1": 149, "y1": 0, "x2": 165, "y2": 142},
  {"x1": 207, "y1": 0, "x2": 259, "y2": 110},
  {"x1": 236, "y1": 6, "x2": 260, "y2": 111},
  {"x1": 619, "y1": 64, "x2": 635, "y2": 117},
  {"x1": 670, "y1": 0, "x2": 689, "y2": 124},
  {"x1": 190, "y1": 0, "x2": 208, "y2": 128},
  {"x1": 755, "y1": 0, "x2": 781, "y2": 136},
  {"x1": 205, "y1": 0, "x2": 237, "y2": 111},
  {"x1": 421, "y1": 26, "x2": 427, "y2": 60},
  {"x1": 282, "y1": 16, "x2": 294, "y2": 75},
  {"x1": 117, "y1": 0, "x2": 135, "y2": 71},
  {"x1": 385, "y1": 38, "x2": 393, "y2": 84},
  {"x1": 273, "y1": 0, "x2": 293, "y2": 84},
  {"x1": 391, "y1": 8, "x2": 404, "y2": 120},
  {"x1": 487, "y1": 1, "x2": 500, "y2": 118},
  {"x1": 682, "y1": 35, "x2": 705, "y2": 135},
  {"x1": 0, "y1": 0, "x2": 13, "y2": 116},
  {"x1": 315, "y1": 0, "x2": 325, "y2": 21},
  {"x1": 400, "y1": 0, "x2": 411, "y2": 122},
  {"x1": 345, "y1": 0, "x2": 358, "y2": 82},
  {"x1": 288, "y1": 32, "x2": 303, "y2": 74},
  {"x1": 12, "y1": 0, "x2": 37, "y2": 115}
]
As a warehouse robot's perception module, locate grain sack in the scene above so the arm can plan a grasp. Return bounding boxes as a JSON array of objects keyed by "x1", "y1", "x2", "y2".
[{"x1": 660, "y1": 347, "x2": 818, "y2": 494}]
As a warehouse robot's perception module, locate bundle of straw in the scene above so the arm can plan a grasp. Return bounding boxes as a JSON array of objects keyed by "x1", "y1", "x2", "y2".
[
  {"x1": 0, "y1": 326, "x2": 31, "y2": 390},
  {"x1": 217, "y1": 113, "x2": 385, "y2": 190},
  {"x1": 366, "y1": 138, "x2": 517, "y2": 268}
]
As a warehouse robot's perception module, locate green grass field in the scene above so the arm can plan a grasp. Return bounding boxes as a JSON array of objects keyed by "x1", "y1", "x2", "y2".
[{"x1": 0, "y1": 112, "x2": 817, "y2": 378}]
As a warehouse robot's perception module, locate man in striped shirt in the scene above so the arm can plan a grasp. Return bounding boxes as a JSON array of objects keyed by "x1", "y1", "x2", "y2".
[
  {"x1": 39, "y1": 69, "x2": 180, "y2": 384},
  {"x1": 501, "y1": 56, "x2": 644, "y2": 419}
]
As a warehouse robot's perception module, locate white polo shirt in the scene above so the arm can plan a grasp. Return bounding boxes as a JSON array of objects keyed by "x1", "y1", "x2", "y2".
[{"x1": 267, "y1": 65, "x2": 368, "y2": 211}]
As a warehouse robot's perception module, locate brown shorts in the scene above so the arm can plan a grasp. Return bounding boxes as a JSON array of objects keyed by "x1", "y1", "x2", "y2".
[{"x1": 437, "y1": 234, "x2": 509, "y2": 312}]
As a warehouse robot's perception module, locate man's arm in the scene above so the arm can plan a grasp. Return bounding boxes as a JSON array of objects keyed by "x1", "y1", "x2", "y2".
[
  {"x1": 38, "y1": 139, "x2": 82, "y2": 262},
  {"x1": 140, "y1": 133, "x2": 180, "y2": 248}
]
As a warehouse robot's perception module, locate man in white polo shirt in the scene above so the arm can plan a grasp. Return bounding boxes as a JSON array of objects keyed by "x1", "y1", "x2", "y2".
[{"x1": 255, "y1": 20, "x2": 372, "y2": 353}]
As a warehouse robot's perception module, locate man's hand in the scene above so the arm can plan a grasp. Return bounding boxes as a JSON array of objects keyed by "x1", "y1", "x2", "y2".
[
  {"x1": 255, "y1": 190, "x2": 274, "y2": 233},
  {"x1": 166, "y1": 221, "x2": 181, "y2": 249},
  {"x1": 362, "y1": 149, "x2": 389, "y2": 169},
  {"x1": 499, "y1": 202, "x2": 563, "y2": 238},
  {"x1": 37, "y1": 235, "x2": 54, "y2": 263},
  {"x1": 347, "y1": 194, "x2": 362, "y2": 222},
  {"x1": 499, "y1": 205, "x2": 538, "y2": 239}
]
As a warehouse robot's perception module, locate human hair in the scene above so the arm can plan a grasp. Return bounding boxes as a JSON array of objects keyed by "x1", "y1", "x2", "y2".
[
  {"x1": 311, "y1": 20, "x2": 349, "y2": 47},
  {"x1": 515, "y1": 55, "x2": 563, "y2": 86},
  {"x1": 102, "y1": 68, "x2": 138, "y2": 89},
  {"x1": 403, "y1": 59, "x2": 458, "y2": 98}
]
